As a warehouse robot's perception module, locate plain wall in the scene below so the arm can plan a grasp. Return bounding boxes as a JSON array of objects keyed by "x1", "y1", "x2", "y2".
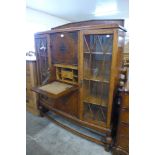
[{"x1": 26, "y1": 7, "x2": 70, "y2": 52}]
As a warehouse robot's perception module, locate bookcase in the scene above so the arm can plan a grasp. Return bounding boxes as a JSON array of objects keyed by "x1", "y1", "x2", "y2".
[{"x1": 32, "y1": 20, "x2": 126, "y2": 151}]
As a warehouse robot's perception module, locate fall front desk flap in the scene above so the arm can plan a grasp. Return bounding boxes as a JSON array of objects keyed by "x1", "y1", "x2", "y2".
[{"x1": 32, "y1": 81, "x2": 78, "y2": 99}]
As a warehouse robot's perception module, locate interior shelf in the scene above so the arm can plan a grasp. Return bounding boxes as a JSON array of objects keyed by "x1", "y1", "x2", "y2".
[
  {"x1": 84, "y1": 76, "x2": 109, "y2": 83},
  {"x1": 84, "y1": 52, "x2": 112, "y2": 55},
  {"x1": 55, "y1": 64, "x2": 78, "y2": 84},
  {"x1": 83, "y1": 116, "x2": 106, "y2": 126},
  {"x1": 83, "y1": 95, "x2": 107, "y2": 107},
  {"x1": 83, "y1": 102, "x2": 107, "y2": 126},
  {"x1": 58, "y1": 79, "x2": 77, "y2": 85}
]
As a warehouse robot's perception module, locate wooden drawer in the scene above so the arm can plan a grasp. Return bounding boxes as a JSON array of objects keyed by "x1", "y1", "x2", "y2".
[
  {"x1": 117, "y1": 135, "x2": 129, "y2": 151},
  {"x1": 61, "y1": 70, "x2": 73, "y2": 79},
  {"x1": 121, "y1": 93, "x2": 129, "y2": 109},
  {"x1": 117, "y1": 124, "x2": 129, "y2": 150},
  {"x1": 120, "y1": 109, "x2": 129, "y2": 124},
  {"x1": 118, "y1": 124, "x2": 129, "y2": 136}
]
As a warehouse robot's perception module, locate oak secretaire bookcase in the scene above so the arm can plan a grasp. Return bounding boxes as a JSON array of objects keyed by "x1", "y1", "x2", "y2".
[{"x1": 32, "y1": 20, "x2": 126, "y2": 150}]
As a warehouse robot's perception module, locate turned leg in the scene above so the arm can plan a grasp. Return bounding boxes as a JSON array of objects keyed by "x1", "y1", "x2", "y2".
[
  {"x1": 38, "y1": 105, "x2": 48, "y2": 117},
  {"x1": 105, "y1": 136, "x2": 112, "y2": 151},
  {"x1": 104, "y1": 131, "x2": 112, "y2": 152}
]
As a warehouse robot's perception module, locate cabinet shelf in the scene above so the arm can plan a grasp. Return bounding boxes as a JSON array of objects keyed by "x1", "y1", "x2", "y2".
[
  {"x1": 58, "y1": 79, "x2": 78, "y2": 85},
  {"x1": 84, "y1": 52, "x2": 111, "y2": 55},
  {"x1": 83, "y1": 116, "x2": 106, "y2": 126},
  {"x1": 55, "y1": 64, "x2": 78, "y2": 84},
  {"x1": 84, "y1": 76, "x2": 109, "y2": 83},
  {"x1": 83, "y1": 96, "x2": 107, "y2": 107},
  {"x1": 54, "y1": 64, "x2": 78, "y2": 70}
]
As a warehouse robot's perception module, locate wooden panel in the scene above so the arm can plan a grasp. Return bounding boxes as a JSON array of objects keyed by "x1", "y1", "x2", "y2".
[
  {"x1": 114, "y1": 92, "x2": 129, "y2": 154},
  {"x1": 120, "y1": 109, "x2": 129, "y2": 124},
  {"x1": 121, "y1": 93, "x2": 129, "y2": 109},
  {"x1": 54, "y1": 64, "x2": 78, "y2": 69},
  {"x1": 118, "y1": 124, "x2": 129, "y2": 136},
  {"x1": 53, "y1": 91, "x2": 79, "y2": 117},
  {"x1": 40, "y1": 99, "x2": 109, "y2": 133},
  {"x1": 41, "y1": 91, "x2": 79, "y2": 117},
  {"x1": 117, "y1": 135, "x2": 129, "y2": 151},
  {"x1": 32, "y1": 81, "x2": 78, "y2": 99},
  {"x1": 78, "y1": 31, "x2": 84, "y2": 119},
  {"x1": 113, "y1": 148, "x2": 128, "y2": 155},
  {"x1": 51, "y1": 20, "x2": 124, "y2": 30},
  {"x1": 26, "y1": 61, "x2": 39, "y2": 115},
  {"x1": 51, "y1": 31, "x2": 78, "y2": 65},
  {"x1": 107, "y1": 29, "x2": 118, "y2": 128},
  {"x1": 40, "y1": 82, "x2": 72, "y2": 93},
  {"x1": 116, "y1": 123, "x2": 129, "y2": 151},
  {"x1": 35, "y1": 24, "x2": 126, "y2": 36}
]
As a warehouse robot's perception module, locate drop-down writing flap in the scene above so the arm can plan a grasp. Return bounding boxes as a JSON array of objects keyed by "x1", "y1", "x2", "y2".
[{"x1": 32, "y1": 81, "x2": 78, "y2": 99}]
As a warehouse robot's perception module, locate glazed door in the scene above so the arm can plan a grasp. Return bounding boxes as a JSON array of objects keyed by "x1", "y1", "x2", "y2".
[
  {"x1": 79, "y1": 29, "x2": 115, "y2": 127},
  {"x1": 35, "y1": 34, "x2": 53, "y2": 102},
  {"x1": 35, "y1": 34, "x2": 52, "y2": 85}
]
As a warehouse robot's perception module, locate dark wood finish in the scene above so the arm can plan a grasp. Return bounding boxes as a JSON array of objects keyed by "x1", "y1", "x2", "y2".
[
  {"x1": 50, "y1": 31, "x2": 78, "y2": 65},
  {"x1": 113, "y1": 91, "x2": 129, "y2": 155},
  {"x1": 35, "y1": 24, "x2": 127, "y2": 36},
  {"x1": 39, "y1": 99, "x2": 110, "y2": 133},
  {"x1": 120, "y1": 109, "x2": 129, "y2": 124},
  {"x1": 122, "y1": 93, "x2": 129, "y2": 109},
  {"x1": 51, "y1": 19, "x2": 124, "y2": 30},
  {"x1": 78, "y1": 31, "x2": 84, "y2": 120},
  {"x1": 33, "y1": 20, "x2": 126, "y2": 151}
]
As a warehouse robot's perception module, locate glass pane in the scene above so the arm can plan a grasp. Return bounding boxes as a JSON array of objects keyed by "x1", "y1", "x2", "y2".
[
  {"x1": 83, "y1": 80, "x2": 109, "y2": 106},
  {"x1": 83, "y1": 33, "x2": 113, "y2": 125},
  {"x1": 84, "y1": 34, "x2": 113, "y2": 54},
  {"x1": 83, "y1": 103, "x2": 107, "y2": 126},
  {"x1": 36, "y1": 38, "x2": 49, "y2": 84}
]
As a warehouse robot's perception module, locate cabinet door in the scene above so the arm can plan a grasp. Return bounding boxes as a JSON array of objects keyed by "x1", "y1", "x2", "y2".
[
  {"x1": 35, "y1": 35, "x2": 50, "y2": 85},
  {"x1": 50, "y1": 31, "x2": 78, "y2": 65},
  {"x1": 35, "y1": 35, "x2": 52, "y2": 102},
  {"x1": 79, "y1": 30, "x2": 115, "y2": 127}
]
